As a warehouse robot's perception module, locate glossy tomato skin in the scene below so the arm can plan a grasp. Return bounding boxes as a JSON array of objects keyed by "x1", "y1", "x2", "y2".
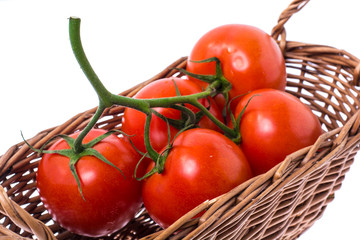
[
  {"x1": 142, "y1": 128, "x2": 253, "y2": 229},
  {"x1": 186, "y1": 24, "x2": 286, "y2": 108},
  {"x1": 121, "y1": 77, "x2": 224, "y2": 153},
  {"x1": 234, "y1": 89, "x2": 323, "y2": 175},
  {"x1": 37, "y1": 129, "x2": 143, "y2": 237}
]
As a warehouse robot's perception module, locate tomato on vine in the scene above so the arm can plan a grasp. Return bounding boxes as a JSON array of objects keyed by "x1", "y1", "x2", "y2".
[
  {"x1": 121, "y1": 77, "x2": 224, "y2": 153},
  {"x1": 142, "y1": 128, "x2": 253, "y2": 229},
  {"x1": 36, "y1": 129, "x2": 144, "y2": 237},
  {"x1": 186, "y1": 24, "x2": 287, "y2": 109},
  {"x1": 233, "y1": 89, "x2": 323, "y2": 175}
]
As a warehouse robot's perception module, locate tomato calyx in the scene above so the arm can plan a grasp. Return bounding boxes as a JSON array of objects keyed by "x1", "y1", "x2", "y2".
[
  {"x1": 177, "y1": 57, "x2": 231, "y2": 100},
  {"x1": 135, "y1": 127, "x2": 194, "y2": 182},
  {"x1": 227, "y1": 94, "x2": 261, "y2": 144},
  {"x1": 134, "y1": 110, "x2": 196, "y2": 181},
  {"x1": 134, "y1": 147, "x2": 169, "y2": 181},
  {"x1": 22, "y1": 130, "x2": 124, "y2": 200},
  {"x1": 159, "y1": 79, "x2": 203, "y2": 130},
  {"x1": 133, "y1": 111, "x2": 169, "y2": 181}
]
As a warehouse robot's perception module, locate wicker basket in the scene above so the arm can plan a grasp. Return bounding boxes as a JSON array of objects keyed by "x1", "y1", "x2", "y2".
[{"x1": 1, "y1": 0, "x2": 360, "y2": 239}]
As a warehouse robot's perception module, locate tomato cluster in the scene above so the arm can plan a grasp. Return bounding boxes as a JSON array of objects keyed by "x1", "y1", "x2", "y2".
[{"x1": 35, "y1": 23, "x2": 323, "y2": 237}]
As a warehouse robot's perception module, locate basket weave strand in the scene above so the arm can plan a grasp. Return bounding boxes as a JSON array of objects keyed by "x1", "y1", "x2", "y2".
[{"x1": 1, "y1": 0, "x2": 360, "y2": 239}]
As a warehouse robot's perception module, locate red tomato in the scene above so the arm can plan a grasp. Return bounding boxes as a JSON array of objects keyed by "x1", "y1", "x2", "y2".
[
  {"x1": 121, "y1": 77, "x2": 224, "y2": 153},
  {"x1": 234, "y1": 89, "x2": 323, "y2": 175},
  {"x1": 142, "y1": 128, "x2": 253, "y2": 229},
  {"x1": 186, "y1": 24, "x2": 287, "y2": 108},
  {"x1": 36, "y1": 129, "x2": 143, "y2": 237}
]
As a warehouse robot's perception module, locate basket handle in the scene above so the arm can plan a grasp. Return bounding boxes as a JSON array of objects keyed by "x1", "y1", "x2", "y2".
[
  {"x1": 0, "y1": 185, "x2": 56, "y2": 239},
  {"x1": 271, "y1": 0, "x2": 310, "y2": 52}
]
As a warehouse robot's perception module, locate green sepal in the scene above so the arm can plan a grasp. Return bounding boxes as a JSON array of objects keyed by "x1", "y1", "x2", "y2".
[
  {"x1": 235, "y1": 94, "x2": 260, "y2": 129},
  {"x1": 171, "y1": 104, "x2": 196, "y2": 128},
  {"x1": 22, "y1": 130, "x2": 125, "y2": 201},
  {"x1": 176, "y1": 57, "x2": 232, "y2": 99},
  {"x1": 149, "y1": 109, "x2": 172, "y2": 147},
  {"x1": 82, "y1": 130, "x2": 116, "y2": 149},
  {"x1": 133, "y1": 152, "x2": 151, "y2": 181},
  {"x1": 176, "y1": 68, "x2": 217, "y2": 84},
  {"x1": 227, "y1": 94, "x2": 260, "y2": 144},
  {"x1": 80, "y1": 148, "x2": 125, "y2": 178},
  {"x1": 111, "y1": 129, "x2": 146, "y2": 156},
  {"x1": 68, "y1": 155, "x2": 83, "y2": 200},
  {"x1": 176, "y1": 57, "x2": 221, "y2": 83},
  {"x1": 172, "y1": 79, "x2": 196, "y2": 128},
  {"x1": 134, "y1": 112, "x2": 196, "y2": 182},
  {"x1": 193, "y1": 96, "x2": 212, "y2": 125}
]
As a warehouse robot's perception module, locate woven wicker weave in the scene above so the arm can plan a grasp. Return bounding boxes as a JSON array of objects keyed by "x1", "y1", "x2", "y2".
[{"x1": 1, "y1": 0, "x2": 360, "y2": 239}]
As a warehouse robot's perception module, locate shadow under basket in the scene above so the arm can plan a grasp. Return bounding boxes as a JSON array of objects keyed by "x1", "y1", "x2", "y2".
[{"x1": 1, "y1": 0, "x2": 360, "y2": 239}]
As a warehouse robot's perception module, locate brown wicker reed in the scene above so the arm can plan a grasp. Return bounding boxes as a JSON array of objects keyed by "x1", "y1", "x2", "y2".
[{"x1": 1, "y1": 0, "x2": 360, "y2": 239}]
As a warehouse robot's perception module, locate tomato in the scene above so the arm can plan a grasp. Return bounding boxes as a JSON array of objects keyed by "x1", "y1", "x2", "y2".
[
  {"x1": 186, "y1": 24, "x2": 287, "y2": 108},
  {"x1": 234, "y1": 89, "x2": 323, "y2": 175},
  {"x1": 142, "y1": 128, "x2": 253, "y2": 229},
  {"x1": 36, "y1": 129, "x2": 143, "y2": 237},
  {"x1": 121, "y1": 77, "x2": 224, "y2": 153}
]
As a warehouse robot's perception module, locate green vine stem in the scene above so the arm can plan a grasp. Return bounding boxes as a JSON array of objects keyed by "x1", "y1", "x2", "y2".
[
  {"x1": 73, "y1": 103, "x2": 105, "y2": 153},
  {"x1": 68, "y1": 17, "x2": 239, "y2": 157},
  {"x1": 143, "y1": 112, "x2": 160, "y2": 161}
]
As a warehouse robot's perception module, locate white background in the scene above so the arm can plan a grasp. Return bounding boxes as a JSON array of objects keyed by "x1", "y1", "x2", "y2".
[{"x1": 0, "y1": 0, "x2": 359, "y2": 239}]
